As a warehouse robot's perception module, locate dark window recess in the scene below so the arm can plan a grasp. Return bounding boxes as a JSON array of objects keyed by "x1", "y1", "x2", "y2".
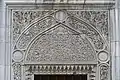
[{"x1": 34, "y1": 74, "x2": 87, "y2": 80}]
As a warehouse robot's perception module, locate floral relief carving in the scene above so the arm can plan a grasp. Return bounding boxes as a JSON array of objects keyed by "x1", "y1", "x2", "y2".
[
  {"x1": 13, "y1": 10, "x2": 53, "y2": 42},
  {"x1": 68, "y1": 11, "x2": 108, "y2": 41},
  {"x1": 13, "y1": 10, "x2": 107, "y2": 51},
  {"x1": 100, "y1": 64, "x2": 109, "y2": 80},
  {"x1": 17, "y1": 17, "x2": 56, "y2": 49},
  {"x1": 26, "y1": 25, "x2": 96, "y2": 63},
  {"x1": 67, "y1": 17, "x2": 105, "y2": 50},
  {"x1": 13, "y1": 63, "x2": 21, "y2": 80},
  {"x1": 24, "y1": 66, "x2": 33, "y2": 80}
]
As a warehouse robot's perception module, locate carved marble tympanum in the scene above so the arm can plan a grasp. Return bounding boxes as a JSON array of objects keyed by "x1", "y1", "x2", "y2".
[{"x1": 11, "y1": 9, "x2": 110, "y2": 80}]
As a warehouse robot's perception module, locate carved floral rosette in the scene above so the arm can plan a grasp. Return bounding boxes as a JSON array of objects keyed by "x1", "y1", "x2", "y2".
[{"x1": 11, "y1": 9, "x2": 110, "y2": 80}]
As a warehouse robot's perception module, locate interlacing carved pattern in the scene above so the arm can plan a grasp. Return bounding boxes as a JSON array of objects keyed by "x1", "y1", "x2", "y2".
[
  {"x1": 26, "y1": 25, "x2": 96, "y2": 63},
  {"x1": 13, "y1": 10, "x2": 53, "y2": 42},
  {"x1": 69, "y1": 11, "x2": 108, "y2": 41},
  {"x1": 13, "y1": 63, "x2": 21, "y2": 80},
  {"x1": 67, "y1": 17, "x2": 104, "y2": 50},
  {"x1": 100, "y1": 65, "x2": 109, "y2": 80}
]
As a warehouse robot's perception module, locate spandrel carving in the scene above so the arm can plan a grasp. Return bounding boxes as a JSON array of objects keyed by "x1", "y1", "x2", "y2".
[
  {"x1": 17, "y1": 17, "x2": 56, "y2": 49},
  {"x1": 68, "y1": 11, "x2": 108, "y2": 41},
  {"x1": 67, "y1": 17, "x2": 105, "y2": 50},
  {"x1": 13, "y1": 10, "x2": 107, "y2": 51},
  {"x1": 13, "y1": 10, "x2": 53, "y2": 42}
]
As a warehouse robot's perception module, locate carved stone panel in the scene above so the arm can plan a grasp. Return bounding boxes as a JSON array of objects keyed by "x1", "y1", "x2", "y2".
[
  {"x1": 26, "y1": 25, "x2": 96, "y2": 63},
  {"x1": 11, "y1": 8, "x2": 110, "y2": 80}
]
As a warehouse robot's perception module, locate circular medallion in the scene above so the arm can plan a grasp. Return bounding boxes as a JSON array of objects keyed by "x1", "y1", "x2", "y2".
[
  {"x1": 55, "y1": 11, "x2": 66, "y2": 21},
  {"x1": 98, "y1": 51, "x2": 108, "y2": 62},
  {"x1": 13, "y1": 50, "x2": 23, "y2": 62}
]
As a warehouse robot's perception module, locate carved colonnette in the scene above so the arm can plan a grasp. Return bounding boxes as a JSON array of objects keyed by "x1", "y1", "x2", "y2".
[{"x1": 11, "y1": 7, "x2": 110, "y2": 80}]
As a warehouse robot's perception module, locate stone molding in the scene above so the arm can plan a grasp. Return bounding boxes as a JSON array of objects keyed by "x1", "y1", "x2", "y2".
[
  {"x1": 4, "y1": 0, "x2": 115, "y2": 4},
  {"x1": 23, "y1": 64, "x2": 96, "y2": 80}
]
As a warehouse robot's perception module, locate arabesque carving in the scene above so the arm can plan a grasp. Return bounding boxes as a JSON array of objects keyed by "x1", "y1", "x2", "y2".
[
  {"x1": 67, "y1": 16, "x2": 105, "y2": 50},
  {"x1": 13, "y1": 63, "x2": 21, "y2": 80},
  {"x1": 100, "y1": 64, "x2": 109, "y2": 80},
  {"x1": 13, "y1": 10, "x2": 107, "y2": 51},
  {"x1": 17, "y1": 17, "x2": 56, "y2": 49},
  {"x1": 26, "y1": 25, "x2": 96, "y2": 63},
  {"x1": 68, "y1": 11, "x2": 108, "y2": 41},
  {"x1": 13, "y1": 10, "x2": 54, "y2": 42}
]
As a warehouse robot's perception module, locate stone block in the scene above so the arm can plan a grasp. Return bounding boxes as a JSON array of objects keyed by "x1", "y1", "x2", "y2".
[
  {"x1": 0, "y1": 65, "x2": 5, "y2": 80},
  {"x1": 115, "y1": 56, "x2": 120, "y2": 80},
  {"x1": 0, "y1": 42, "x2": 5, "y2": 65},
  {"x1": 5, "y1": 42, "x2": 11, "y2": 66},
  {"x1": 111, "y1": 42, "x2": 116, "y2": 56},
  {"x1": 0, "y1": 27, "x2": 5, "y2": 43},
  {"x1": 115, "y1": 42, "x2": 120, "y2": 56}
]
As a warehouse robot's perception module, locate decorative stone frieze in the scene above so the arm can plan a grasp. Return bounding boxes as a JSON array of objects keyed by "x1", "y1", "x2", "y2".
[{"x1": 24, "y1": 64, "x2": 97, "y2": 80}]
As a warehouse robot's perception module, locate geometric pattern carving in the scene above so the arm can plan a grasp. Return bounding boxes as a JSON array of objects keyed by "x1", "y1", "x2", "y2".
[{"x1": 25, "y1": 64, "x2": 96, "y2": 74}]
